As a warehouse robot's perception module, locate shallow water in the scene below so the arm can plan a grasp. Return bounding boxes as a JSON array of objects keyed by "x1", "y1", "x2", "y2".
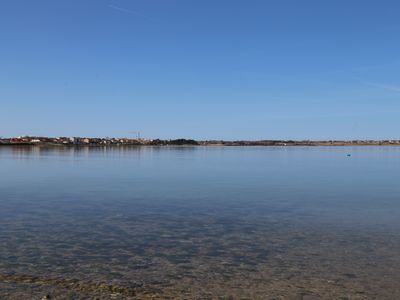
[{"x1": 0, "y1": 146, "x2": 400, "y2": 299}]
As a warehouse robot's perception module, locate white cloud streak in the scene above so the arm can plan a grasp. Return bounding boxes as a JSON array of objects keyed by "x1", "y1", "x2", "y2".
[{"x1": 366, "y1": 82, "x2": 400, "y2": 93}]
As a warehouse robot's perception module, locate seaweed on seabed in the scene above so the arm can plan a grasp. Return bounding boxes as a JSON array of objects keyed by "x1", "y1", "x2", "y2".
[{"x1": 0, "y1": 273, "x2": 139, "y2": 297}]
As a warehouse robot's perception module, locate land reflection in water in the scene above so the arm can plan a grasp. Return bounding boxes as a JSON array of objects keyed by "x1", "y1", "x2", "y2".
[{"x1": 0, "y1": 146, "x2": 400, "y2": 299}]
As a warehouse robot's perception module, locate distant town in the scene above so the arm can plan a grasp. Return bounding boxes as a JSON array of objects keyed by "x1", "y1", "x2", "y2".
[{"x1": 1, "y1": 136, "x2": 400, "y2": 146}]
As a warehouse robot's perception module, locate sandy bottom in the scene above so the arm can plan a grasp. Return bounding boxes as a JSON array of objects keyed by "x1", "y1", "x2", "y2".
[{"x1": 1, "y1": 208, "x2": 400, "y2": 300}]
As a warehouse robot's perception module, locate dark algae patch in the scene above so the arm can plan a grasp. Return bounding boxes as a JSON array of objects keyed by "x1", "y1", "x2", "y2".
[{"x1": 0, "y1": 273, "x2": 138, "y2": 298}]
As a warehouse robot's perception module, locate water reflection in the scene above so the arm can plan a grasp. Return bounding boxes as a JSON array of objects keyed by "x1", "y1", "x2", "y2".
[{"x1": 0, "y1": 145, "x2": 204, "y2": 161}]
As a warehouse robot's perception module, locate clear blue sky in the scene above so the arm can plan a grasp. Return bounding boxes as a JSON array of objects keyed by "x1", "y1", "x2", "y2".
[{"x1": 1, "y1": 0, "x2": 399, "y2": 140}]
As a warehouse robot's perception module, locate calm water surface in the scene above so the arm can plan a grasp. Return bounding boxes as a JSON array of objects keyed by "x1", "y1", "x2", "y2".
[{"x1": 0, "y1": 146, "x2": 400, "y2": 299}]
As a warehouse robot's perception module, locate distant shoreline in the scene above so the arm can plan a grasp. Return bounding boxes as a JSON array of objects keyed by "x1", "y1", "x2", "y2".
[{"x1": 1, "y1": 137, "x2": 400, "y2": 147}]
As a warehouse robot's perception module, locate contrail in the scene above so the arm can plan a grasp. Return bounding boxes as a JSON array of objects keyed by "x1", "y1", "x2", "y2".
[
  {"x1": 107, "y1": 4, "x2": 157, "y2": 22},
  {"x1": 108, "y1": 4, "x2": 139, "y2": 15}
]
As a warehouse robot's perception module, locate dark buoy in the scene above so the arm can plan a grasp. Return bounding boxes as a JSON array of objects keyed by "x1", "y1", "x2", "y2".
[{"x1": 347, "y1": 154, "x2": 351, "y2": 157}]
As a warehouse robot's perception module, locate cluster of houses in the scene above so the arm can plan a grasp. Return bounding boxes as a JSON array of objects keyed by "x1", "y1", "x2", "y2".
[
  {"x1": 0, "y1": 136, "x2": 147, "y2": 145},
  {"x1": 320, "y1": 140, "x2": 400, "y2": 145}
]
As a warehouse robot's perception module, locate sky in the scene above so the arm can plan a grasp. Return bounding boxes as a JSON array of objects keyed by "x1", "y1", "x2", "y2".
[{"x1": 1, "y1": 0, "x2": 400, "y2": 140}]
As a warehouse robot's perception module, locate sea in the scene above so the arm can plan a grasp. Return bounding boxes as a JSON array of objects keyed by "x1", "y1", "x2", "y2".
[{"x1": 0, "y1": 146, "x2": 400, "y2": 299}]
